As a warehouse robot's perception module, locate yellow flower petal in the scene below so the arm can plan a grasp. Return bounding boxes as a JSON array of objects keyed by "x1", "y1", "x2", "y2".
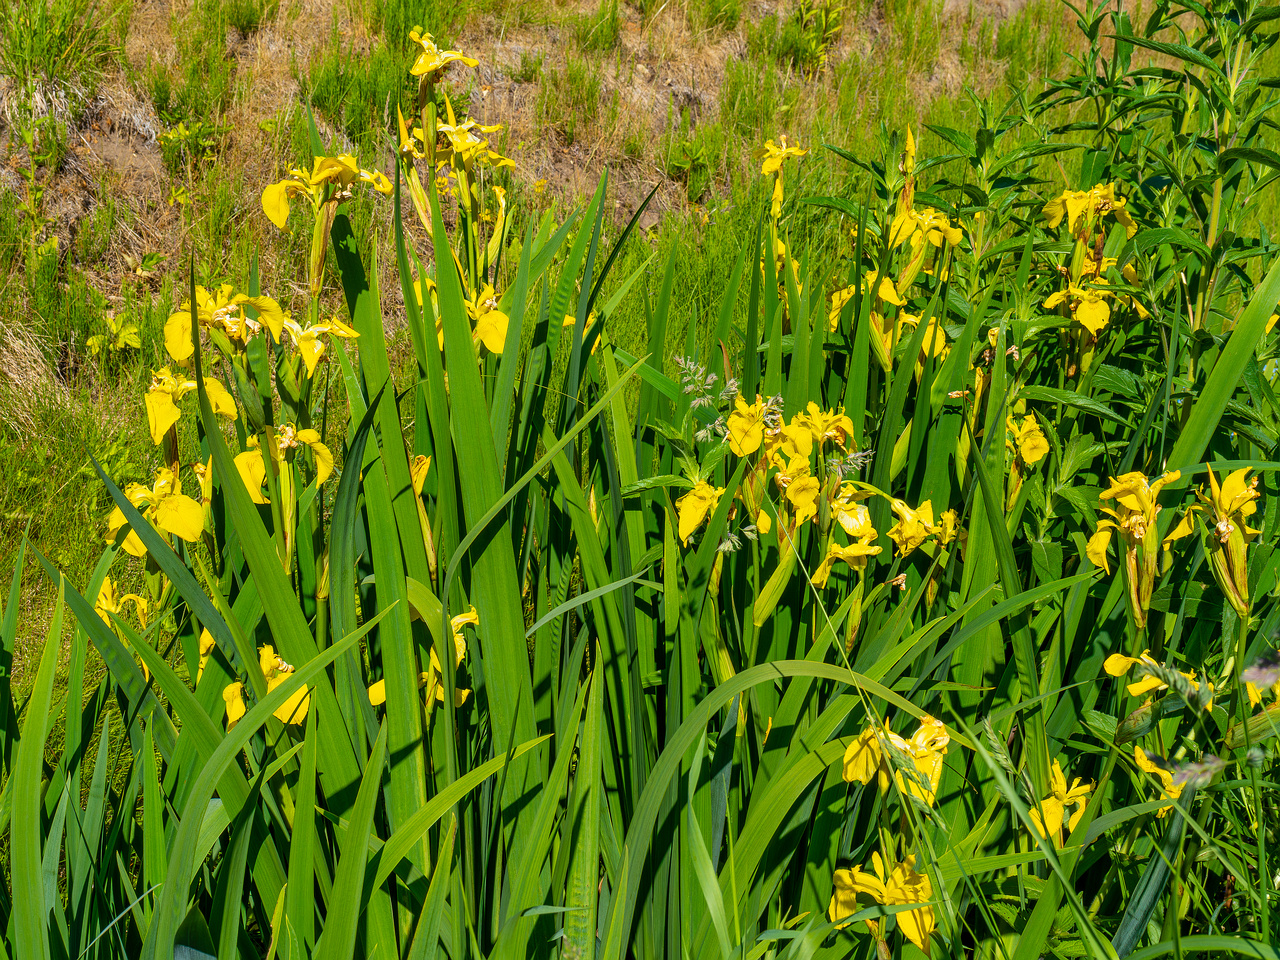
[
  {"x1": 473, "y1": 308, "x2": 510, "y2": 354},
  {"x1": 676, "y1": 481, "x2": 723, "y2": 545},
  {"x1": 1086, "y1": 526, "x2": 1114, "y2": 573},
  {"x1": 203, "y1": 378, "x2": 238, "y2": 420},
  {"x1": 154, "y1": 493, "x2": 206, "y2": 543},
  {"x1": 145, "y1": 388, "x2": 182, "y2": 445},
  {"x1": 165, "y1": 310, "x2": 195, "y2": 363},
  {"x1": 1076, "y1": 294, "x2": 1111, "y2": 335},
  {"x1": 261, "y1": 181, "x2": 292, "y2": 230},
  {"x1": 224, "y1": 682, "x2": 246, "y2": 729},
  {"x1": 235, "y1": 450, "x2": 270, "y2": 505}
]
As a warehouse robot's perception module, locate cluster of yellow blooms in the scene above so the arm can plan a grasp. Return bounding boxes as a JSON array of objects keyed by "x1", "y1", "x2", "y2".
[
  {"x1": 1086, "y1": 466, "x2": 1260, "y2": 629},
  {"x1": 829, "y1": 715, "x2": 949, "y2": 954},
  {"x1": 1041, "y1": 183, "x2": 1144, "y2": 339},
  {"x1": 676, "y1": 393, "x2": 965, "y2": 598}
]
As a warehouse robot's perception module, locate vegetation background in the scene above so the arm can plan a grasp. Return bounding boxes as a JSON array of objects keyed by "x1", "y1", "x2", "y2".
[
  {"x1": 1, "y1": 0, "x2": 1280, "y2": 958},
  {"x1": 0, "y1": 0, "x2": 1068, "y2": 664}
]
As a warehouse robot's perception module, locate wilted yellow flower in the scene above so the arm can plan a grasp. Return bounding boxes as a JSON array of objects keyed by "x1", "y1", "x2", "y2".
[
  {"x1": 677, "y1": 481, "x2": 724, "y2": 545},
  {"x1": 106, "y1": 466, "x2": 205, "y2": 558},
  {"x1": 1029, "y1": 760, "x2": 1092, "y2": 845},
  {"x1": 830, "y1": 853, "x2": 936, "y2": 956}
]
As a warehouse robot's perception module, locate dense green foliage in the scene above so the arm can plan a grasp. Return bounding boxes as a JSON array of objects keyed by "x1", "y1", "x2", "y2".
[{"x1": 1, "y1": 2, "x2": 1280, "y2": 960}]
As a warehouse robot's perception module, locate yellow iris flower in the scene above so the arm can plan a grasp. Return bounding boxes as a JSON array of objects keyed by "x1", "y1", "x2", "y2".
[
  {"x1": 831, "y1": 483, "x2": 876, "y2": 537},
  {"x1": 235, "y1": 424, "x2": 334, "y2": 504},
  {"x1": 887, "y1": 499, "x2": 939, "y2": 557},
  {"x1": 1044, "y1": 280, "x2": 1115, "y2": 336},
  {"x1": 106, "y1": 466, "x2": 205, "y2": 558},
  {"x1": 757, "y1": 135, "x2": 807, "y2": 219},
  {"x1": 1029, "y1": 759, "x2": 1092, "y2": 844},
  {"x1": 164, "y1": 284, "x2": 287, "y2": 364},
  {"x1": 1007, "y1": 416, "x2": 1048, "y2": 465},
  {"x1": 1134, "y1": 747, "x2": 1183, "y2": 818},
  {"x1": 829, "y1": 853, "x2": 936, "y2": 956},
  {"x1": 1042, "y1": 182, "x2": 1138, "y2": 240},
  {"x1": 888, "y1": 205, "x2": 963, "y2": 250},
  {"x1": 726, "y1": 395, "x2": 767, "y2": 457},
  {"x1": 145, "y1": 366, "x2": 237, "y2": 444},
  {"x1": 842, "y1": 715, "x2": 950, "y2": 806},
  {"x1": 95, "y1": 577, "x2": 149, "y2": 630},
  {"x1": 368, "y1": 606, "x2": 474, "y2": 709},
  {"x1": 260, "y1": 154, "x2": 392, "y2": 232},
  {"x1": 676, "y1": 481, "x2": 724, "y2": 545},
  {"x1": 408, "y1": 28, "x2": 479, "y2": 78},
  {"x1": 437, "y1": 118, "x2": 515, "y2": 171},
  {"x1": 282, "y1": 315, "x2": 359, "y2": 378},
  {"x1": 811, "y1": 539, "x2": 881, "y2": 588},
  {"x1": 794, "y1": 402, "x2": 855, "y2": 449},
  {"x1": 781, "y1": 463, "x2": 821, "y2": 526},
  {"x1": 1197, "y1": 466, "x2": 1261, "y2": 618},
  {"x1": 1104, "y1": 649, "x2": 1212, "y2": 706},
  {"x1": 223, "y1": 644, "x2": 311, "y2": 729},
  {"x1": 1086, "y1": 470, "x2": 1187, "y2": 630}
]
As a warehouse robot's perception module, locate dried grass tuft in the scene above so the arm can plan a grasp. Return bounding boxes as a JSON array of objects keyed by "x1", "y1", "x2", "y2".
[{"x1": 0, "y1": 320, "x2": 68, "y2": 434}]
